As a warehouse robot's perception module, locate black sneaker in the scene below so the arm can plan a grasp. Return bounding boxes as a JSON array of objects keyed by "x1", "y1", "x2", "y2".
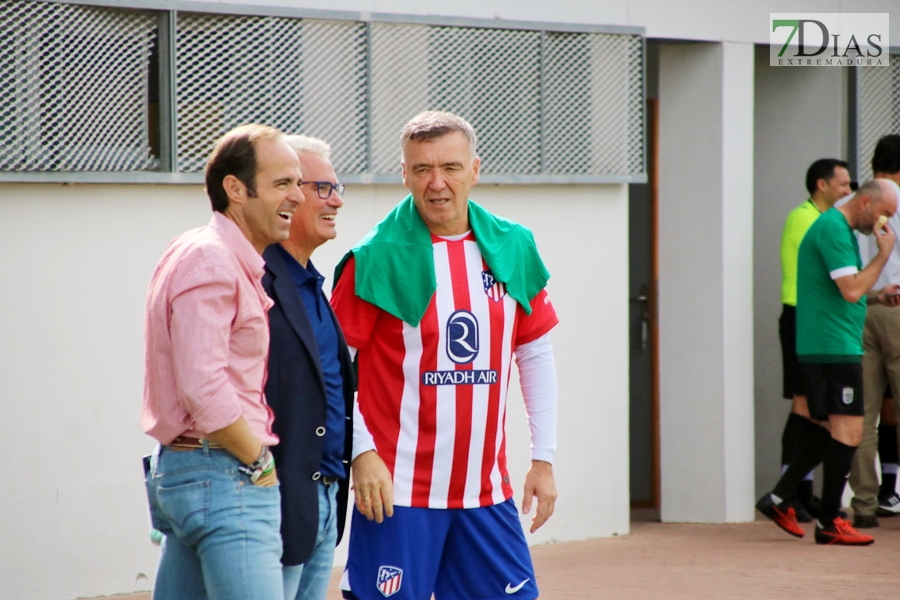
[
  {"x1": 876, "y1": 492, "x2": 900, "y2": 516},
  {"x1": 800, "y1": 495, "x2": 847, "y2": 519},
  {"x1": 814, "y1": 517, "x2": 874, "y2": 545},
  {"x1": 799, "y1": 494, "x2": 821, "y2": 518},
  {"x1": 793, "y1": 499, "x2": 813, "y2": 523},
  {"x1": 756, "y1": 494, "x2": 805, "y2": 538},
  {"x1": 852, "y1": 514, "x2": 879, "y2": 529}
]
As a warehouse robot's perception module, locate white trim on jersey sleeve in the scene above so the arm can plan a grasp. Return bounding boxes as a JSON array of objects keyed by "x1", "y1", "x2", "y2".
[
  {"x1": 830, "y1": 266, "x2": 859, "y2": 280},
  {"x1": 515, "y1": 333, "x2": 557, "y2": 464},
  {"x1": 351, "y1": 396, "x2": 377, "y2": 460},
  {"x1": 348, "y1": 345, "x2": 377, "y2": 460}
]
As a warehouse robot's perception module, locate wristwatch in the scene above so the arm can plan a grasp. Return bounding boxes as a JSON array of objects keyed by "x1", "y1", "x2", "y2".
[{"x1": 238, "y1": 446, "x2": 275, "y2": 484}]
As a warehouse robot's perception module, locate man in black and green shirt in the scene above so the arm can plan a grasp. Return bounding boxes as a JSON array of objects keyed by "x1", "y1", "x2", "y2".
[{"x1": 758, "y1": 179, "x2": 899, "y2": 546}]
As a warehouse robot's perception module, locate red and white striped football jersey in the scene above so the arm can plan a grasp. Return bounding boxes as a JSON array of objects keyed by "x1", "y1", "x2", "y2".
[{"x1": 331, "y1": 232, "x2": 558, "y2": 509}]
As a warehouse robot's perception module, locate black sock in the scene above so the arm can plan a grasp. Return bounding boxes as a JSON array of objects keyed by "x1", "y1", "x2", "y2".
[
  {"x1": 797, "y1": 479, "x2": 815, "y2": 504},
  {"x1": 819, "y1": 439, "x2": 857, "y2": 527},
  {"x1": 781, "y1": 414, "x2": 819, "y2": 501},
  {"x1": 878, "y1": 424, "x2": 898, "y2": 497},
  {"x1": 781, "y1": 413, "x2": 803, "y2": 465},
  {"x1": 772, "y1": 426, "x2": 831, "y2": 502}
]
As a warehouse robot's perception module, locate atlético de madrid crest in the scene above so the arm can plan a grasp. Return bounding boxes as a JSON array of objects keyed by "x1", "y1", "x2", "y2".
[
  {"x1": 377, "y1": 565, "x2": 403, "y2": 597},
  {"x1": 482, "y1": 270, "x2": 507, "y2": 302}
]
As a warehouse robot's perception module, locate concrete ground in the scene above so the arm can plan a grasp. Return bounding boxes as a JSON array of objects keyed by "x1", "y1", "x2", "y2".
[{"x1": 84, "y1": 510, "x2": 900, "y2": 599}]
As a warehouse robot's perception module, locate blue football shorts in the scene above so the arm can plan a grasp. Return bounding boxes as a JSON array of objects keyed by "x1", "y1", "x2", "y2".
[{"x1": 340, "y1": 498, "x2": 538, "y2": 600}]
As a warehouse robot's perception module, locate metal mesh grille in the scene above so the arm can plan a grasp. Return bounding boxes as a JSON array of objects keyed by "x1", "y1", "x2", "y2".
[
  {"x1": 369, "y1": 23, "x2": 430, "y2": 174},
  {"x1": 370, "y1": 24, "x2": 543, "y2": 174},
  {"x1": 370, "y1": 24, "x2": 643, "y2": 176},
  {"x1": 426, "y1": 26, "x2": 542, "y2": 174},
  {"x1": 176, "y1": 14, "x2": 367, "y2": 173},
  {"x1": 0, "y1": 1, "x2": 157, "y2": 171},
  {"x1": 2, "y1": 2, "x2": 644, "y2": 179},
  {"x1": 858, "y1": 57, "x2": 900, "y2": 182},
  {"x1": 544, "y1": 33, "x2": 644, "y2": 175}
]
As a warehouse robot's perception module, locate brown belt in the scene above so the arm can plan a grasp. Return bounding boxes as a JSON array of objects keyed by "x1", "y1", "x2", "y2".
[{"x1": 168, "y1": 435, "x2": 224, "y2": 450}]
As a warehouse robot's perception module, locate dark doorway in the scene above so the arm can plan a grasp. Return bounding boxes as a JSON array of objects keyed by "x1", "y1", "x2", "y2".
[{"x1": 628, "y1": 98, "x2": 659, "y2": 509}]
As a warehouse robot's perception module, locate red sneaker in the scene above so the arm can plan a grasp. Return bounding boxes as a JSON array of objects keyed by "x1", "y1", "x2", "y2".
[
  {"x1": 814, "y1": 517, "x2": 875, "y2": 545},
  {"x1": 756, "y1": 494, "x2": 805, "y2": 538}
]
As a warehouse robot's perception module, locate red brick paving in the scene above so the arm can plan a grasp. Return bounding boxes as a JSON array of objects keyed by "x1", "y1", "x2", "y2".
[
  {"x1": 84, "y1": 512, "x2": 900, "y2": 599},
  {"x1": 527, "y1": 514, "x2": 900, "y2": 599}
]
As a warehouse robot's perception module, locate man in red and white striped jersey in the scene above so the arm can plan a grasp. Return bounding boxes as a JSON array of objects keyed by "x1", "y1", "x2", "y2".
[
  {"x1": 333, "y1": 112, "x2": 559, "y2": 600},
  {"x1": 141, "y1": 124, "x2": 303, "y2": 600}
]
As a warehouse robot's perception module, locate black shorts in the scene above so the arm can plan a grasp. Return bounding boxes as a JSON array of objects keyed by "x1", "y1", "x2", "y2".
[
  {"x1": 802, "y1": 362, "x2": 864, "y2": 420},
  {"x1": 779, "y1": 305, "x2": 805, "y2": 399}
]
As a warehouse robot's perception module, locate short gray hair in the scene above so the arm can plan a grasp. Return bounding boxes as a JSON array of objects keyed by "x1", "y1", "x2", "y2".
[
  {"x1": 282, "y1": 134, "x2": 331, "y2": 160},
  {"x1": 858, "y1": 179, "x2": 884, "y2": 204},
  {"x1": 400, "y1": 111, "x2": 477, "y2": 157}
]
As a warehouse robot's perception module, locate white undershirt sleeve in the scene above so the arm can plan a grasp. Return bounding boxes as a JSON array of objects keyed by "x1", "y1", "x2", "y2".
[
  {"x1": 514, "y1": 333, "x2": 558, "y2": 464},
  {"x1": 348, "y1": 345, "x2": 377, "y2": 460}
]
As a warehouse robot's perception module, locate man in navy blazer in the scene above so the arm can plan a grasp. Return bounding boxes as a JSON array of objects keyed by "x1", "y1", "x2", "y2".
[{"x1": 263, "y1": 135, "x2": 354, "y2": 600}]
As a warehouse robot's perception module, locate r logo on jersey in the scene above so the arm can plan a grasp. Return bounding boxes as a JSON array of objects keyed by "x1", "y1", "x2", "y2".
[
  {"x1": 447, "y1": 310, "x2": 479, "y2": 364},
  {"x1": 482, "y1": 270, "x2": 508, "y2": 302},
  {"x1": 377, "y1": 565, "x2": 403, "y2": 597}
]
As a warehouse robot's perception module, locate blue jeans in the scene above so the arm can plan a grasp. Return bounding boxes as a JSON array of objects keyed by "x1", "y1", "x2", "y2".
[
  {"x1": 145, "y1": 443, "x2": 284, "y2": 600},
  {"x1": 282, "y1": 481, "x2": 339, "y2": 600}
]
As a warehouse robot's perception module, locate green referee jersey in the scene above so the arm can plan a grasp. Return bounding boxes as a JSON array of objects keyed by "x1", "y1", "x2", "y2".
[
  {"x1": 780, "y1": 199, "x2": 822, "y2": 306},
  {"x1": 796, "y1": 207, "x2": 865, "y2": 362}
]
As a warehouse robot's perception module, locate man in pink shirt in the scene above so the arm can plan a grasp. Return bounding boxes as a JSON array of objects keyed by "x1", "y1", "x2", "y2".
[{"x1": 142, "y1": 124, "x2": 303, "y2": 600}]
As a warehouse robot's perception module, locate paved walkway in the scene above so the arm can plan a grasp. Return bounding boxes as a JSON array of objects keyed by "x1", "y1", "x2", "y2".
[{"x1": 87, "y1": 511, "x2": 900, "y2": 599}]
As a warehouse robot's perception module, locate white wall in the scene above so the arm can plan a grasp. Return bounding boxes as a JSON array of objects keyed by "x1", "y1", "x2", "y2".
[
  {"x1": 0, "y1": 184, "x2": 209, "y2": 600},
  {"x1": 0, "y1": 181, "x2": 628, "y2": 599},
  {"x1": 657, "y1": 41, "x2": 756, "y2": 523},
  {"x1": 721, "y1": 42, "x2": 757, "y2": 523},
  {"x1": 188, "y1": 0, "x2": 900, "y2": 45}
]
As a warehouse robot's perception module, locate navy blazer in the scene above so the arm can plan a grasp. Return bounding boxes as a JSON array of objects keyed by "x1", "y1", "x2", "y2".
[{"x1": 262, "y1": 245, "x2": 355, "y2": 566}]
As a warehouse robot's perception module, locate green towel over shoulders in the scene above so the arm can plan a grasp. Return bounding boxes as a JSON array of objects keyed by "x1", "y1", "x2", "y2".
[{"x1": 334, "y1": 195, "x2": 550, "y2": 326}]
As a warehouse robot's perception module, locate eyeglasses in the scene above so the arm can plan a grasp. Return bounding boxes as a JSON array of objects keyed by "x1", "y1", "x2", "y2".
[{"x1": 300, "y1": 181, "x2": 345, "y2": 199}]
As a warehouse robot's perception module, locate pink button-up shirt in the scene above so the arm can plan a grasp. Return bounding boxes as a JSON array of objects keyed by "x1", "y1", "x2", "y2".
[{"x1": 141, "y1": 212, "x2": 278, "y2": 446}]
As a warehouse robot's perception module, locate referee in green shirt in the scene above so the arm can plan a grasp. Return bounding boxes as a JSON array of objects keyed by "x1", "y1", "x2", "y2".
[
  {"x1": 776, "y1": 160, "x2": 851, "y2": 522},
  {"x1": 759, "y1": 179, "x2": 900, "y2": 545}
]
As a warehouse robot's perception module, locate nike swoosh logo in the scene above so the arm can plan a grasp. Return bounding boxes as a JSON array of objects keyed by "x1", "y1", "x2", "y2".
[{"x1": 505, "y1": 579, "x2": 530, "y2": 594}]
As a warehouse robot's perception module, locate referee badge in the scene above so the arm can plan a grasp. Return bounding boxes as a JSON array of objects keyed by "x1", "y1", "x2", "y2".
[{"x1": 842, "y1": 387, "x2": 854, "y2": 405}]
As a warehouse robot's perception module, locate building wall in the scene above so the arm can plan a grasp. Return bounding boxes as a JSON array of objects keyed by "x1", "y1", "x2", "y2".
[
  {"x1": 3, "y1": 1, "x2": 886, "y2": 597},
  {"x1": 0, "y1": 181, "x2": 629, "y2": 599},
  {"x1": 657, "y1": 41, "x2": 756, "y2": 523},
  {"x1": 191, "y1": 0, "x2": 900, "y2": 45}
]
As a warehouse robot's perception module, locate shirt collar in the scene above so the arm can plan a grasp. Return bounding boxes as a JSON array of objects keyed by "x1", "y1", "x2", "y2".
[
  {"x1": 276, "y1": 243, "x2": 324, "y2": 287},
  {"x1": 210, "y1": 212, "x2": 266, "y2": 278},
  {"x1": 433, "y1": 230, "x2": 474, "y2": 242}
]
